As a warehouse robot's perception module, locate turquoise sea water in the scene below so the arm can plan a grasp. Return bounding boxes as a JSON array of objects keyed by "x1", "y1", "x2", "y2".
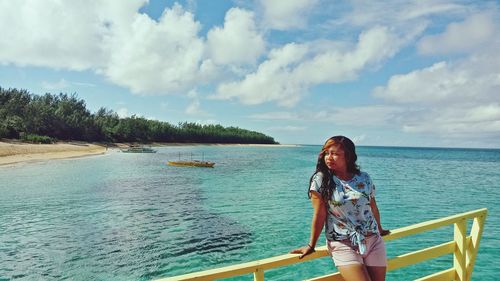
[{"x1": 0, "y1": 145, "x2": 499, "y2": 280}]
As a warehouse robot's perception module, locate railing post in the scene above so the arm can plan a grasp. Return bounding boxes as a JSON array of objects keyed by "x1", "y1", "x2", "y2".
[
  {"x1": 254, "y1": 268, "x2": 264, "y2": 281},
  {"x1": 466, "y1": 213, "x2": 486, "y2": 281},
  {"x1": 454, "y1": 219, "x2": 466, "y2": 281}
]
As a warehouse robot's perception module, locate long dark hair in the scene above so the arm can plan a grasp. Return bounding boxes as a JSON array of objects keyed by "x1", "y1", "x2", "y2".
[{"x1": 309, "y1": 136, "x2": 360, "y2": 201}]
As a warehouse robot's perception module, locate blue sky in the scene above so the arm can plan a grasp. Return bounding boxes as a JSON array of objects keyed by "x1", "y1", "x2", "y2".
[{"x1": 1, "y1": 0, "x2": 499, "y2": 148}]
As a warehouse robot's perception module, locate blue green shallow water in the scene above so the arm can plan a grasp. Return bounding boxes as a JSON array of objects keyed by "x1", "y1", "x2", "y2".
[{"x1": 1, "y1": 145, "x2": 499, "y2": 280}]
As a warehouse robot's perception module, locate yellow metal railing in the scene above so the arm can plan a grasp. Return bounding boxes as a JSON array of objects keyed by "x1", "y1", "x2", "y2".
[{"x1": 159, "y1": 208, "x2": 487, "y2": 281}]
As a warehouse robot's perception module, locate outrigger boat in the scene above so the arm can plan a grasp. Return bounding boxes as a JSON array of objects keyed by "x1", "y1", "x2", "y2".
[
  {"x1": 167, "y1": 152, "x2": 215, "y2": 168},
  {"x1": 167, "y1": 160, "x2": 215, "y2": 168},
  {"x1": 121, "y1": 145, "x2": 157, "y2": 153}
]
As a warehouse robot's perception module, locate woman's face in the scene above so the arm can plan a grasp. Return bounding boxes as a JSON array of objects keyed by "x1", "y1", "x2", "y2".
[{"x1": 324, "y1": 145, "x2": 346, "y2": 172}]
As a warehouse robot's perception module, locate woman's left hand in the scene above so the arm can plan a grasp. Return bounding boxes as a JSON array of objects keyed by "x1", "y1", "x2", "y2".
[{"x1": 380, "y1": 229, "x2": 391, "y2": 236}]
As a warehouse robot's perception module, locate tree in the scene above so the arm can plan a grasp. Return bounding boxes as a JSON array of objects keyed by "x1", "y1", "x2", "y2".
[{"x1": 0, "y1": 87, "x2": 278, "y2": 144}]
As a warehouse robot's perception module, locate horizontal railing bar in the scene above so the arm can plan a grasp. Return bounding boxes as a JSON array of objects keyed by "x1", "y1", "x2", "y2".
[
  {"x1": 414, "y1": 268, "x2": 455, "y2": 281},
  {"x1": 305, "y1": 240, "x2": 458, "y2": 281},
  {"x1": 159, "y1": 249, "x2": 331, "y2": 281},
  {"x1": 304, "y1": 271, "x2": 342, "y2": 281},
  {"x1": 384, "y1": 208, "x2": 486, "y2": 241},
  {"x1": 387, "y1": 240, "x2": 455, "y2": 271},
  {"x1": 159, "y1": 209, "x2": 486, "y2": 281}
]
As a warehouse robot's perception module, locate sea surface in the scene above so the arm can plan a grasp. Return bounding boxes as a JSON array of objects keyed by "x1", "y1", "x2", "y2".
[{"x1": 0, "y1": 145, "x2": 499, "y2": 280}]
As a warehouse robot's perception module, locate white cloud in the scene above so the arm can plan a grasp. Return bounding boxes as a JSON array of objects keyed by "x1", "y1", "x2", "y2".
[
  {"x1": 331, "y1": 0, "x2": 468, "y2": 28},
  {"x1": 185, "y1": 89, "x2": 211, "y2": 116},
  {"x1": 186, "y1": 99, "x2": 201, "y2": 115},
  {"x1": 402, "y1": 105, "x2": 500, "y2": 139},
  {"x1": 466, "y1": 104, "x2": 500, "y2": 122},
  {"x1": 268, "y1": 125, "x2": 306, "y2": 132},
  {"x1": 0, "y1": 0, "x2": 145, "y2": 70},
  {"x1": 103, "y1": 3, "x2": 208, "y2": 94},
  {"x1": 249, "y1": 105, "x2": 402, "y2": 127},
  {"x1": 292, "y1": 26, "x2": 405, "y2": 84},
  {"x1": 41, "y1": 79, "x2": 95, "y2": 90},
  {"x1": 116, "y1": 107, "x2": 129, "y2": 118},
  {"x1": 329, "y1": 105, "x2": 404, "y2": 126},
  {"x1": 213, "y1": 26, "x2": 415, "y2": 107},
  {"x1": 373, "y1": 53, "x2": 500, "y2": 105},
  {"x1": 213, "y1": 42, "x2": 309, "y2": 107},
  {"x1": 145, "y1": 115, "x2": 159, "y2": 121},
  {"x1": 207, "y1": 8, "x2": 265, "y2": 65},
  {"x1": 249, "y1": 110, "x2": 328, "y2": 121},
  {"x1": 401, "y1": 3, "x2": 466, "y2": 21},
  {"x1": 418, "y1": 13, "x2": 496, "y2": 55},
  {"x1": 258, "y1": 0, "x2": 318, "y2": 30},
  {"x1": 351, "y1": 134, "x2": 366, "y2": 144},
  {"x1": 0, "y1": 1, "x2": 215, "y2": 95},
  {"x1": 373, "y1": 15, "x2": 500, "y2": 141},
  {"x1": 72, "y1": 81, "x2": 96, "y2": 87},
  {"x1": 249, "y1": 111, "x2": 300, "y2": 120},
  {"x1": 41, "y1": 79, "x2": 70, "y2": 90},
  {"x1": 195, "y1": 119, "x2": 218, "y2": 125}
]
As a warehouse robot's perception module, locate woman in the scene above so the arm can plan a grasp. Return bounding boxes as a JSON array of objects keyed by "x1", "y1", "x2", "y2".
[{"x1": 291, "y1": 136, "x2": 390, "y2": 281}]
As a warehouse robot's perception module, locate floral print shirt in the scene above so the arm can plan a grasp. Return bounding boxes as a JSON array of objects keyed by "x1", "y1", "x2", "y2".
[{"x1": 310, "y1": 171, "x2": 379, "y2": 254}]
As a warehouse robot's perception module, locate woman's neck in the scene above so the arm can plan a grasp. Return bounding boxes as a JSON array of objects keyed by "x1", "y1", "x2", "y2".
[{"x1": 334, "y1": 170, "x2": 352, "y2": 181}]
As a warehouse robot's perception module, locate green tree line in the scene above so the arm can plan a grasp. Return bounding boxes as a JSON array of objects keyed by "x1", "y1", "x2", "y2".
[{"x1": 0, "y1": 87, "x2": 278, "y2": 144}]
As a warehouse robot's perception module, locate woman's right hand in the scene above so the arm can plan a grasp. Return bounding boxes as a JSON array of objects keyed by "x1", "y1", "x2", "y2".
[
  {"x1": 380, "y1": 229, "x2": 391, "y2": 236},
  {"x1": 289, "y1": 245, "x2": 315, "y2": 259}
]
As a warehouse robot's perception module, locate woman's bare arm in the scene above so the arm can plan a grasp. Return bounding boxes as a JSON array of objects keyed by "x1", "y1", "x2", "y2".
[
  {"x1": 290, "y1": 191, "x2": 326, "y2": 258},
  {"x1": 371, "y1": 197, "x2": 390, "y2": 236}
]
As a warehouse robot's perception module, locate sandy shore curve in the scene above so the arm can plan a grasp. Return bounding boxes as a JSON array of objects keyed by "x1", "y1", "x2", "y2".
[{"x1": 0, "y1": 141, "x2": 107, "y2": 166}]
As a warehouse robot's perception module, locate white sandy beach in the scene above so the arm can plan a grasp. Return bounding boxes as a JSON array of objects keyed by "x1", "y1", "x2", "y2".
[{"x1": 0, "y1": 141, "x2": 107, "y2": 166}]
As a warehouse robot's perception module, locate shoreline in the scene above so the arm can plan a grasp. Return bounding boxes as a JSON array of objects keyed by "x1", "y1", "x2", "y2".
[
  {"x1": 0, "y1": 141, "x2": 107, "y2": 166},
  {"x1": 0, "y1": 141, "x2": 298, "y2": 166}
]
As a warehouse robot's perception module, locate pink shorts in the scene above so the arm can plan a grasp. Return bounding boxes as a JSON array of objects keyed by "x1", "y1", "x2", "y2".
[{"x1": 327, "y1": 235, "x2": 387, "y2": 267}]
